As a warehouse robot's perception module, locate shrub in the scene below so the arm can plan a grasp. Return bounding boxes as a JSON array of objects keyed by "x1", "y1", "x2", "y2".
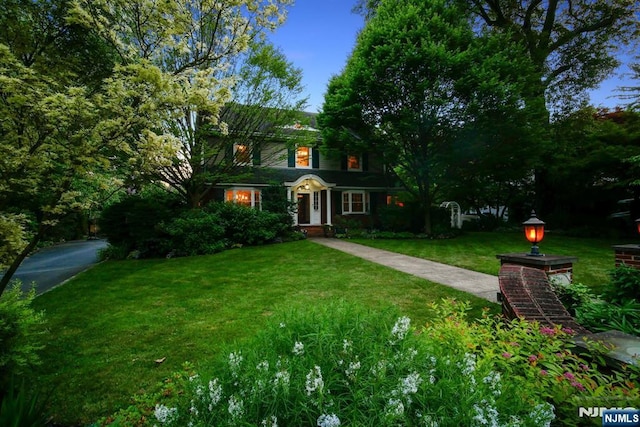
[
  {"x1": 551, "y1": 281, "x2": 597, "y2": 317},
  {"x1": 575, "y1": 299, "x2": 640, "y2": 335},
  {"x1": 99, "y1": 189, "x2": 183, "y2": 257},
  {"x1": 0, "y1": 376, "x2": 49, "y2": 426},
  {"x1": 206, "y1": 202, "x2": 289, "y2": 246},
  {"x1": 0, "y1": 283, "x2": 46, "y2": 392},
  {"x1": 105, "y1": 300, "x2": 640, "y2": 427},
  {"x1": 607, "y1": 264, "x2": 640, "y2": 303},
  {"x1": 162, "y1": 210, "x2": 226, "y2": 256}
]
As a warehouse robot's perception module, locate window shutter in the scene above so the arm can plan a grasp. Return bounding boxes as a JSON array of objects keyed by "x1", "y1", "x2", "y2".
[
  {"x1": 312, "y1": 147, "x2": 319, "y2": 169},
  {"x1": 288, "y1": 148, "x2": 295, "y2": 167},
  {"x1": 253, "y1": 147, "x2": 261, "y2": 166},
  {"x1": 333, "y1": 191, "x2": 342, "y2": 214},
  {"x1": 225, "y1": 143, "x2": 234, "y2": 162},
  {"x1": 362, "y1": 153, "x2": 369, "y2": 172},
  {"x1": 370, "y1": 191, "x2": 377, "y2": 214},
  {"x1": 340, "y1": 155, "x2": 347, "y2": 171}
]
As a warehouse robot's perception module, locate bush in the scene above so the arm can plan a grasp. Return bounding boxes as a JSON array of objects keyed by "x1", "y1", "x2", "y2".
[
  {"x1": 99, "y1": 189, "x2": 184, "y2": 258},
  {"x1": 607, "y1": 265, "x2": 640, "y2": 303},
  {"x1": 0, "y1": 283, "x2": 46, "y2": 392},
  {"x1": 575, "y1": 299, "x2": 640, "y2": 335},
  {"x1": 551, "y1": 281, "x2": 597, "y2": 317},
  {"x1": 0, "y1": 376, "x2": 49, "y2": 426},
  {"x1": 103, "y1": 300, "x2": 640, "y2": 427},
  {"x1": 162, "y1": 210, "x2": 226, "y2": 256},
  {"x1": 206, "y1": 202, "x2": 289, "y2": 246}
]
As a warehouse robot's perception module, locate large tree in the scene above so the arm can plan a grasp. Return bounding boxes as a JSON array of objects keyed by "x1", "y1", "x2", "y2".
[
  {"x1": 0, "y1": 0, "x2": 294, "y2": 294},
  {"x1": 69, "y1": 0, "x2": 296, "y2": 206},
  {"x1": 319, "y1": 0, "x2": 536, "y2": 233},
  {"x1": 153, "y1": 41, "x2": 309, "y2": 207}
]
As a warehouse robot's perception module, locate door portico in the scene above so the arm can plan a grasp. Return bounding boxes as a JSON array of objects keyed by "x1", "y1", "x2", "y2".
[{"x1": 285, "y1": 174, "x2": 335, "y2": 226}]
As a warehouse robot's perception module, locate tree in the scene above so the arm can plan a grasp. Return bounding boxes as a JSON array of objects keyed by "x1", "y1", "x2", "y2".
[
  {"x1": 69, "y1": 0, "x2": 296, "y2": 206},
  {"x1": 319, "y1": 0, "x2": 536, "y2": 233},
  {"x1": 153, "y1": 41, "x2": 309, "y2": 207},
  {"x1": 0, "y1": 0, "x2": 294, "y2": 294}
]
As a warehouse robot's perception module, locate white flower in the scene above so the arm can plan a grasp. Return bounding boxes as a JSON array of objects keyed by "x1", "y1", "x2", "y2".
[
  {"x1": 154, "y1": 404, "x2": 177, "y2": 424},
  {"x1": 473, "y1": 400, "x2": 500, "y2": 427},
  {"x1": 385, "y1": 398, "x2": 405, "y2": 417},
  {"x1": 391, "y1": 316, "x2": 411, "y2": 342},
  {"x1": 262, "y1": 415, "x2": 279, "y2": 427},
  {"x1": 459, "y1": 353, "x2": 476, "y2": 375},
  {"x1": 305, "y1": 365, "x2": 324, "y2": 396},
  {"x1": 229, "y1": 351, "x2": 243, "y2": 371},
  {"x1": 401, "y1": 371, "x2": 422, "y2": 395},
  {"x1": 228, "y1": 395, "x2": 244, "y2": 419},
  {"x1": 342, "y1": 339, "x2": 352, "y2": 352},
  {"x1": 483, "y1": 371, "x2": 502, "y2": 396},
  {"x1": 529, "y1": 402, "x2": 555, "y2": 427},
  {"x1": 279, "y1": 322, "x2": 286, "y2": 328},
  {"x1": 209, "y1": 378, "x2": 223, "y2": 406},
  {"x1": 317, "y1": 413, "x2": 341, "y2": 427},
  {"x1": 345, "y1": 360, "x2": 361, "y2": 380},
  {"x1": 257, "y1": 360, "x2": 270, "y2": 371},
  {"x1": 292, "y1": 341, "x2": 305, "y2": 356},
  {"x1": 273, "y1": 370, "x2": 290, "y2": 389}
]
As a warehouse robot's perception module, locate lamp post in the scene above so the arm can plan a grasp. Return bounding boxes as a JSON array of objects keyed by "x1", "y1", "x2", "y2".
[{"x1": 523, "y1": 210, "x2": 545, "y2": 256}]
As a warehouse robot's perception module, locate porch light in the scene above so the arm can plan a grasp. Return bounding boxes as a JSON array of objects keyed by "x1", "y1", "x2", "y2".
[
  {"x1": 523, "y1": 210, "x2": 545, "y2": 256},
  {"x1": 636, "y1": 218, "x2": 640, "y2": 235}
]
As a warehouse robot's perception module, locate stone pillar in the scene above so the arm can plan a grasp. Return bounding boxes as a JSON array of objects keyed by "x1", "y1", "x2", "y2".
[
  {"x1": 613, "y1": 244, "x2": 640, "y2": 269},
  {"x1": 496, "y1": 253, "x2": 578, "y2": 284}
]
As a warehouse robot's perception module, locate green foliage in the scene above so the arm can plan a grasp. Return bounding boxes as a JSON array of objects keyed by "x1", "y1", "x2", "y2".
[
  {"x1": 132, "y1": 301, "x2": 555, "y2": 426},
  {"x1": 0, "y1": 283, "x2": 46, "y2": 390},
  {"x1": 0, "y1": 376, "x2": 49, "y2": 427},
  {"x1": 575, "y1": 299, "x2": 640, "y2": 336},
  {"x1": 427, "y1": 301, "x2": 640, "y2": 426},
  {"x1": 99, "y1": 190, "x2": 184, "y2": 257},
  {"x1": 162, "y1": 210, "x2": 226, "y2": 256},
  {"x1": 110, "y1": 300, "x2": 640, "y2": 426},
  {"x1": 607, "y1": 264, "x2": 640, "y2": 303},
  {"x1": 551, "y1": 281, "x2": 598, "y2": 316},
  {"x1": 206, "y1": 202, "x2": 290, "y2": 246}
]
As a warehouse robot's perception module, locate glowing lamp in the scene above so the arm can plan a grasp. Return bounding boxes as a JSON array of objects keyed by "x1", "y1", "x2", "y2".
[
  {"x1": 636, "y1": 218, "x2": 640, "y2": 235},
  {"x1": 523, "y1": 210, "x2": 545, "y2": 256}
]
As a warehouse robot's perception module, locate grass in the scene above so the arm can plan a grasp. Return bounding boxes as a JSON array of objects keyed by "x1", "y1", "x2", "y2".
[
  {"x1": 32, "y1": 239, "x2": 496, "y2": 425},
  {"x1": 352, "y1": 231, "x2": 629, "y2": 294}
]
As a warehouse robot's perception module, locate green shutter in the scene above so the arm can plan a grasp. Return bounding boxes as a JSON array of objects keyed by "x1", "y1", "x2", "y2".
[
  {"x1": 340, "y1": 155, "x2": 348, "y2": 170},
  {"x1": 253, "y1": 147, "x2": 261, "y2": 166},
  {"x1": 312, "y1": 147, "x2": 319, "y2": 169},
  {"x1": 288, "y1": 148, "x2": 295, "y2": 167},
  {"x1": 362, "y1": 153, "x2": 369, "y2": 172}
]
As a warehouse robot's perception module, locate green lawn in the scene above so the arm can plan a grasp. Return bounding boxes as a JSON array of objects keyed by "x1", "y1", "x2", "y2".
[
  {"x1": 32, "y1": 239, "x2": 497, "y2": 425},
  {"x1": 352, "y1": 231, "x2": 630, "y2": 293}
]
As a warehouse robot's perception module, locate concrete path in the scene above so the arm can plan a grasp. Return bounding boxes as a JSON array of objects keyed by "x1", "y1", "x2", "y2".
[{"x1": 310, "y1": 238, "x2": 499, "y2": 303}]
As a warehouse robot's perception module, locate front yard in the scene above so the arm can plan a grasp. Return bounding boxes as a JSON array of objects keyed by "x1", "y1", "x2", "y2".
[{"x1": 32, "y1": 239, "x2": 496, "y2": 425}]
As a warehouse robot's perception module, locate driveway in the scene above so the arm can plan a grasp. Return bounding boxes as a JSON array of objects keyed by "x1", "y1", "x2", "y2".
[{"x1": 9, "y1": 239, "x2": 108, "y2": 295}]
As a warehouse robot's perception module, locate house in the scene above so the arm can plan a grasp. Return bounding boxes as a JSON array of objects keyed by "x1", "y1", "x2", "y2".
[{"x1": 213, "y1": 117, "x2": 398, "y2": 235}]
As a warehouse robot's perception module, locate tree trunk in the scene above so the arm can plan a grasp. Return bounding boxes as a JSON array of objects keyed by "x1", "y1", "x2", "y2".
[{"x1": 0, "y1": 227, "x2": 45, "y2": 297}]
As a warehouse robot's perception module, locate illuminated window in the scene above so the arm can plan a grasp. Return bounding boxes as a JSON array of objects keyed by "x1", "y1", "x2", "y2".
[
  {"x1": 296, "y1": 147, "x2": 311, "y2": 168},
  {"x1": 347, "y1": 155, "x2": 361, "y2": 171},
  {"x1": 234, "y1": 144, "x2": 251, "y2": 165},
  {"x1": 342, "y1": 191, "x2": 368, "y2": 214},
  {"x1": 386, "y1": 195, "x2": 404, "y2": 207},
  {"x1": 225, "y1": 189, "x2": 261, "y2": 209}
]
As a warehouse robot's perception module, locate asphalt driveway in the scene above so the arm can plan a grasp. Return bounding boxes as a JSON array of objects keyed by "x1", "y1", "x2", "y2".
[{"x1": 9, "y1": 239, "x2": 108, "y2": 295}]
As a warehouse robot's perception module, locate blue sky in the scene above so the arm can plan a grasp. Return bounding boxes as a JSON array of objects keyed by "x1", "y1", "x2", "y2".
[{"x1": 269, "y1": 1, "x2": 635, "y2": 113}]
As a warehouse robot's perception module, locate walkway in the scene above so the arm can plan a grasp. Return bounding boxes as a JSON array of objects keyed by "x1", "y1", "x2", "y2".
[{"x1": 309, "y1": 238, "x2": 499, "y2": 303}]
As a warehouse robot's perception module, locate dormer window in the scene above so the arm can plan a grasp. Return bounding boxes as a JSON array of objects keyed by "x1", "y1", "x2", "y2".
[
  {"x1": 296, "y1": 147, "x2": 311, "y2": 168},
  {"x1": 347, "y1": 155, "x2": 362, "y2": 171}
]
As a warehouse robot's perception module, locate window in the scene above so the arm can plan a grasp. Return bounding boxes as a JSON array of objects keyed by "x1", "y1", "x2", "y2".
[
  {"x1": 347, "y1": 155, "x2": 361, "y2": 171},
  {"x1": 386, "y1": 195, "x2": 404, "y2": 207},
  {"x1": 296, "y1": 147, "x2": 311, "y2": 168},
  {"x1": 234, "y1": 144, "x2": 251, "y2": 165},
  {"x1": 225, "y1": 189, "x2": 261, "y2": 209},
  {"x1": 342, "y1": 191, "x2": 369, "y2": 214}
]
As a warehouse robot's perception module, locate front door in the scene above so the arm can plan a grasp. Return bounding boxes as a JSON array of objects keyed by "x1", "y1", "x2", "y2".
[{"x1": 297, "y1": 193, "x2": 310, "y2": 224}]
